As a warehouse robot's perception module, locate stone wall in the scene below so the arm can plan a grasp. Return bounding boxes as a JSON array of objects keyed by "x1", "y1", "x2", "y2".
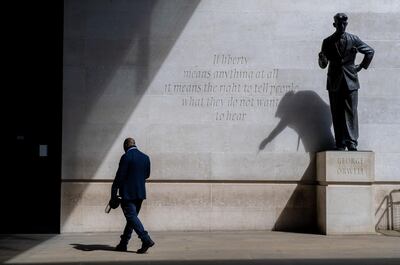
[{"x1": 62, "y1": 0, "x2": 400, "y2": 232}]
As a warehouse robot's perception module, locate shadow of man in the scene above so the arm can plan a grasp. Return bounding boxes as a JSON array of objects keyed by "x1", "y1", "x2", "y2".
[
  {"x1": 71, "y1": 243, "x2": 136, "y2": 253},
  {"x1": 259, "y1": 90, "x2": 335, "y2": 232}
]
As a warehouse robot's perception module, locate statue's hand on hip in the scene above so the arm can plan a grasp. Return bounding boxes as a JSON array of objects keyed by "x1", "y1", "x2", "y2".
[{"x1": 355, "y1": 64, "x2": 362, "y2": 72}]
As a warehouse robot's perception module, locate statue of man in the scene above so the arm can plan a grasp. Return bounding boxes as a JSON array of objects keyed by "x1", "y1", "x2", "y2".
[{"x1": 319, "y1": 13, "x2": 374, "y2": 151}]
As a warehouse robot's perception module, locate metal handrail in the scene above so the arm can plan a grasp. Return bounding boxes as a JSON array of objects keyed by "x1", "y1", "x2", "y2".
[{"x1": 388, "y1": 189, "x2": 400, "y2": 231}]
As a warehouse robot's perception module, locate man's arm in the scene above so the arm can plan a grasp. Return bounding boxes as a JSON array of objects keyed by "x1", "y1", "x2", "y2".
[
  {"x1": 354, "y1": 36, "x2": 374, "y2": 72},
  {"x1": 111, "y1": 154, "x2": 128, "y2": 199},
  {"x1": 145, "y1": 157, "x2": 151, "y2": 180},
  {"x1": 319, "y1": 39, "x2": 329, "y2": 69}
]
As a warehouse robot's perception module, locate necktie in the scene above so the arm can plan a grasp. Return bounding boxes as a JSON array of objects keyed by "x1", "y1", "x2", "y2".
[{"x1": 338, "y1": 35, "x2": 346, "y2": 56}]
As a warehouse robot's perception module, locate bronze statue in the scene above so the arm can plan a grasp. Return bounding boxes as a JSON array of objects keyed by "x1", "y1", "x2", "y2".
[{"x1": 319, "y1": 13, "x2": 374, "y2": 151}]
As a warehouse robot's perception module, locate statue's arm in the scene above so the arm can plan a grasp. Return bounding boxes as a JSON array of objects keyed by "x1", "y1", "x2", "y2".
[
  {"x1": 354, "y1": 36, "x2": 374, "y2": 71},
  {"x1": 318, "y1": 40, "x2": 328, "y2": 69}
]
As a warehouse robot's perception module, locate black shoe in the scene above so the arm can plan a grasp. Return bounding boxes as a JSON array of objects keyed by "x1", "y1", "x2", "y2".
[
  {"x1": 137, "y1": 239, "x2": 155, "y2": 254},
  {"x1": 335, "y1": 146, "x2": 345, "y2": 151},
  {"x1": 347, "y1": 144, "x2": 357, "y2": 151},
  {"x1": 115, "y1": 243, "x2": 127, "y2": 252}
]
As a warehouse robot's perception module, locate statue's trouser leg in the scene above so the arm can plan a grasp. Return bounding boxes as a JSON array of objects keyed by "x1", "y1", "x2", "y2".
[
  {"x1": 343, "y1": 89, "x2": 359, "y2": 147},
  {"x1": 328, "y1": 90, "x2": 346, "y2": 148}
]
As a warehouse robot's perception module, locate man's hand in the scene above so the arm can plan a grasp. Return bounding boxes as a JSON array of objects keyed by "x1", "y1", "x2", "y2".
[
  {"x1": 109, "y1": 196, "x2": 121, "y2": 209},
  {"x1": 355, "y1": 64, "x2": 362, "y2": 72}
]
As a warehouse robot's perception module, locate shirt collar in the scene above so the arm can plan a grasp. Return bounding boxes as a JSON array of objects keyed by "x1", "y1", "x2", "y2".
[{"x1": 126, "y1": 146, "x2": 137, "y2": 152}]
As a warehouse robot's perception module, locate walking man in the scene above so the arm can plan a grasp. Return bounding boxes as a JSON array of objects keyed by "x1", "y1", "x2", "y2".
[
  {"x1": 110, "y1": 137, "x2": 155, "y2": 253},
  {"x1": 319, "y1": 13, "x2": 374, "y2": 151}
]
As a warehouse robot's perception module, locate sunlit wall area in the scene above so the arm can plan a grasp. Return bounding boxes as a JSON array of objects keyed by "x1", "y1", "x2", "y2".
[{"x1": 62, "y1": 0, "x2": 400, "y2": 232}]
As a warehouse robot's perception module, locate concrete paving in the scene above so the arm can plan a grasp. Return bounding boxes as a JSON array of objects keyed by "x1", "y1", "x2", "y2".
[{"x1": 1, "y1": 231, "x2": 400, "y2": 265}]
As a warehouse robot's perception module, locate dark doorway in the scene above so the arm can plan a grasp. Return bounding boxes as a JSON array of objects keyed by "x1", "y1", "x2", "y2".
[{"x1": 3, "y1": 2, "x2": 63, "y2": 233}]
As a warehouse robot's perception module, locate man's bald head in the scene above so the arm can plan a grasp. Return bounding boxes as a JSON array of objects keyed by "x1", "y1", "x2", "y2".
[{"x1": 123, "y1": 138, "x2": 136, "y2": 152}]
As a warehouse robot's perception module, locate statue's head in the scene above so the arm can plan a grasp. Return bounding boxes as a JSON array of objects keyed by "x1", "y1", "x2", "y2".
[{"x1": 333, "y1": 13, "x2": 348, "y2": 34}]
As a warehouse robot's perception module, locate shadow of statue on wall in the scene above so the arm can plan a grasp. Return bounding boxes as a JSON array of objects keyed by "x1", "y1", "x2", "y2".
[{"x1": 259, "y1": 90, "x2": 335, "y2": 233}]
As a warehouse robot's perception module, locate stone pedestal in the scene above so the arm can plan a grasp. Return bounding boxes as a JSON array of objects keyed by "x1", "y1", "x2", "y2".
[{"x1": 316, "y1": 151, "x2": 375, "y2": 235}]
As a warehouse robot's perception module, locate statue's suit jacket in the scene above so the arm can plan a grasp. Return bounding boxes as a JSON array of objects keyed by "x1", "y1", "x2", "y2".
[
  {"x1": 320, "y1": 32, "x2": 374, "y2": 92},
  {"x1": 112, "y1": 147, "x2": 151, "y2": 200}
]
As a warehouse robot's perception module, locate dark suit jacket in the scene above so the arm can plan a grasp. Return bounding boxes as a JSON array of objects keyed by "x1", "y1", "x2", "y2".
[
  {"x1": 111, "y1": 147, "x2": 151, "y2": 200},
  {"x1": 319, "y1": 32, "x2": 374, "y2": 92}
]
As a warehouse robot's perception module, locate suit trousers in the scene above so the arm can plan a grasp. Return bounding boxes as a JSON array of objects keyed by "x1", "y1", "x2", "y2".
[
  {"x1": 120, "y1": 200, "x2": 150, "y2": 244},
  {"x1": 328, "y1": 84, "x2": 359, "y2": 148}
]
